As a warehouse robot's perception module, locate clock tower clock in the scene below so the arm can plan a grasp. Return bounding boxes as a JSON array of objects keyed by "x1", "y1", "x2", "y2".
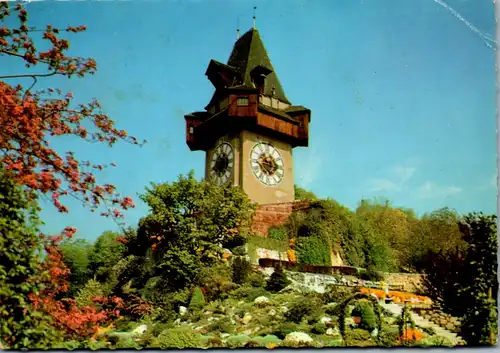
[{"x1": 184, "y1": 27, "x2": 311, "y2": 205}]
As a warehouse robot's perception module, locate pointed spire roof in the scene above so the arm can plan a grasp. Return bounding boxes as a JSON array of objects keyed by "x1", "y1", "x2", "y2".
[{"x1": 226, "y1": 28, "x2": 291, "y2": 104}]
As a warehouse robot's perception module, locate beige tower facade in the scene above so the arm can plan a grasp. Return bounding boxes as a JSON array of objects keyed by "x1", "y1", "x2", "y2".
[
  {"x1": 185, "y1": 28, "x2": 311, "y2": 205},
  {"x1": 205, "y1": 130, "x2": 294, "y2": 204}
]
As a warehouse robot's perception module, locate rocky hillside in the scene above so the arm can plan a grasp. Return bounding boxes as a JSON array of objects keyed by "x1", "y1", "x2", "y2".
[{"x1": 85, "y1": 271, "x2": 460, "y2": 349}]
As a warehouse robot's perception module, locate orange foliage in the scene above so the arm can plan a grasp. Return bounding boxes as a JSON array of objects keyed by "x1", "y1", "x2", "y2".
[
  {"x1": 0, "y1": 2, "x2": 145, "y2": 222},
  {"x1": 359, "y1": 287, "x2": 432, "y2": 305},
  {"x1": 400, "y1": 328, "x2": 425, "y2": 342},
  {"x1": 287, "y1": 249, "x2": 296, "y2": 263},
  {"x1": 29, "y1": 235, "x2": 124, "y2": 339}
]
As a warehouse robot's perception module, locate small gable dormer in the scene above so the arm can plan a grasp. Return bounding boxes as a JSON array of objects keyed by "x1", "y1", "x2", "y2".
[{"x1": 205, "y1": 60, "x2": 239, "y2": 90}]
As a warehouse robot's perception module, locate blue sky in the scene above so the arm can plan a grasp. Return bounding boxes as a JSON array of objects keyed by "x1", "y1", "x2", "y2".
[{"x1": 6, "y1": 0, "x2": 497, "y2": 241}]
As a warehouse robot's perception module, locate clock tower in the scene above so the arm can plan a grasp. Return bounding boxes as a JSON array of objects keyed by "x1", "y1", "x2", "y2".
[{"x1": 184, "y1": 28, "x2": 311, "y2": 205}]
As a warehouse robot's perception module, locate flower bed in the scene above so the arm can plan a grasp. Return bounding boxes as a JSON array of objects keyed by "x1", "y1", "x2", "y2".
[{"x1": 359, "y1": 288, "x2": 432, "y2": 305}]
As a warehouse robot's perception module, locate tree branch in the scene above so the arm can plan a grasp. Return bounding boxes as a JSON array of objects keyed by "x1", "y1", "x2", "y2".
[{"x1": 0, "y1": 71, "x2": 57, "y2": 80}]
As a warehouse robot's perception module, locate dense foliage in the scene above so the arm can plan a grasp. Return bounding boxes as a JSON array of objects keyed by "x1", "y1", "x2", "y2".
[
  {"x1": 0, "y1": 170, "x2": 59, "y2": 349},
  {"x1": 133, "y1": 171, "x2": 255, "y2": 292}
]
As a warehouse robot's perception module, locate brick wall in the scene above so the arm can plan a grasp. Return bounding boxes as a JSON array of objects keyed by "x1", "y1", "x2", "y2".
[{"x1": 251, "y1": 200, "x2": 310, "y2": 236}]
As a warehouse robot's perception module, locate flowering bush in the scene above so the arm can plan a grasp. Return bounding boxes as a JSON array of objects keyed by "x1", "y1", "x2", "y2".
[
  {"x1": 399, "y1": 328, "x2": 425, "y2": 342},
  {"x1": 31, "y1": 236, "x2": 125, "y2": 340},
  {"x1": 359, "y1": 288, "x2": 432, "y2": 305}
]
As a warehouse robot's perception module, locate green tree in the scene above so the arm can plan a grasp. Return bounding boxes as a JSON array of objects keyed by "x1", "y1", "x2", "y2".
[
  {"x1": 59, "y1": 238, "x2": 93, "y2": 295},
  {"x1": 136, "y1": 171, "x2": 255, "y2": 291},
  {"x1": 421, "y1": 212, "x2": 498, "y2": 345},
  {"x1": 294, "y1": 185, "x2": 318, "y2": 201},
  {"x1": 0, "y1": 170, "x2": 59, "y2": 349},
  {"x1": 410, "y1": 207, "x2": 465, "y2": 271},
  {"x1": 88, "y1": 231, "x2": 126, "y2": 281},
  {"x1": 356, "y1": 199, "x2": 411, "y2": 270},
  {"x1": 458, "y1": 213, "x2": 498, "y2": 345}
]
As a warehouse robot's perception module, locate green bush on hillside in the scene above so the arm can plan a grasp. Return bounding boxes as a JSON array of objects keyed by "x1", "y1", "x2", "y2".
[
  {"x1": 247, "y1": 271, "x2": 266, "y2": 287},
  {"x1": 232, "y1": 256, "x2": 251, "y2": 284},
  {"x1": 268, "y1": 226, "x2": 289, "y2": 241},
  {"x1": 360, "y1": 306, "x2": 377, "y2": 332},
  {"x1": 296, "y1": 236, "x2": 331, "y2": 266},
  {"x1": 312, "y1": 321, "x2": 327, "y2": 334},
  {"x1": 274, "y1": 322, "x2": 300, "y2": 339},
  {"x1": 151, "y1": 327, "x2": 203, "y2": 349},
  {"x1": 351, "y1": 300, "x2": 377, "y2": 332},
  {"x1": 345, "y1": 328, "x2": 372, "y2": 342},
  {"x1": 197, "y1": 262, "x2": 234, "y2": 301},
  {"x1": 188, "y1": 286, "x2": 205, "y2": 312},
  {"x1": 75, "y1": 278, "x2": 104, "y2": 307},
  {"x1": 229, "y1": 285, "x2": 269, "y2": 301},
  {"x1": 265, "y1": 265, "x2": 291, "y2": 293},
  {"x1": 285, "y1": 297, "x2": 322, "y2": 323}
]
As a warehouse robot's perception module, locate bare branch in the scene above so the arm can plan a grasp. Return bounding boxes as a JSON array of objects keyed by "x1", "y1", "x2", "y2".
[{"x1": 0, "y1": 71, "x2": 57, "y2": 80}]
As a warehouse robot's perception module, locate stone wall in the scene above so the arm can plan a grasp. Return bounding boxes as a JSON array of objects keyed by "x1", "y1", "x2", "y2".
[
  {"x1": 251, "y1": 200, "x2": 310, "y2": 236},
  {"x1": 382, "y1": 272, "x2": 426, "y2": 293},
  {"x1": 413, "y1": 308, "x2": 462, "y2": 334}
]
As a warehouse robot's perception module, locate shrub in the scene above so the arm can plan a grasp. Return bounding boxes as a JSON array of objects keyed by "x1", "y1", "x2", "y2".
[
  {"x1": 323, "y1": 284, "x2": 356, "y2": 304},
  {"x1": 231, "y1": 245, "x2": 247, "y2": 256},
  {"x1": 345, "y1": 328, "x2": 371, "y2": 341},
  {"x1": 247, "y1": 271, "x2": 266, "y2": 287},
  {"x1": 351, "y1": 300, "x2": 371, "y2": 316},
  {"x1": 188, "y1": 286, "x2": 205, "y2": 312},
  {"x1": 75, "y1": 278, "x2": 105, "y2": 307},
  {"x1": 285, "y1": 297, "x2": 322, "y2": 323},
  {"x1": 229, "y1": 285, "x2": 269, "y2": 301},
  {"x1": 196, "y1": 263, "x2": 234, "y2": 301},
  {"x1": 274, "y1": 322, "x2": 300, "y2": 339},
  {"x1": 324, "y1": 304, "x2": 343, "y2": 318},
  {"x1": 417, "y1": 336, "x2": 455, "y2": 347},
  {"x1": 208, "y1": 320, "x2": 235, "y2": 334},
  {"x1": 151, "y1": 327, "x2": 203, "y2": 348},
  {"x1": 295, "y1": 236, "x2": 331, "y2": 266},
  {"x1": 225, "y1": 334, "x2": 251, "y2": 348},
  {"x1": 268, "y1": 226, "x2": 289, "y2": 241},
  {"x1": 359, "y1": 266, "x2": 385, "y2": 281},
  {"x1": 312, "y1": 322, "x2": 327, "y2": 334},
  {"x1": 115, "y1": 338, "x2": 141, "y2": 350},
  {"x1": 359, "y1": 305, "x2": 377, "y2": 332},
  {"x1": 265, "y1": 265, "x2": 291, "y2": 293},
  {"x1": 232, "y1": 256, "x2": 251, "y2": 284},
  {"x1": 245, "y1": 335, "x2": 282, "y2": 348},
  {"x1": 377, "y1": 325, "x2": 400, "y2": 347}
]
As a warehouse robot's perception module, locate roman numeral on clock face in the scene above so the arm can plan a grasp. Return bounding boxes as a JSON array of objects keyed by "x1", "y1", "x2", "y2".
[{"x1": 210, "y1": 142, "x2": 234, "y2": 186}]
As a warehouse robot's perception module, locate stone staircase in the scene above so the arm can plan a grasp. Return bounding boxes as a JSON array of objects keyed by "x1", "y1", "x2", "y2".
[{"x1": 380, "y1": 302, "x2": 463, "y2": 345}]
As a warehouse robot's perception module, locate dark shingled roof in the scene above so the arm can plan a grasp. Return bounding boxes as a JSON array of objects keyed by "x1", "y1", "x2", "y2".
[
  {"x1": 284, "y1": 105, "x2": 310, "y2": 114},
  {"x1": 226, "y1": 28, "x2": 291, "y2": 104}
]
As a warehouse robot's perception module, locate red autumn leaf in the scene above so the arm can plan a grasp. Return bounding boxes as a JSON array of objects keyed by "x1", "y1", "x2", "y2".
[{"x1": 0, "y1": 2, "x2": 146, "y2": 226}]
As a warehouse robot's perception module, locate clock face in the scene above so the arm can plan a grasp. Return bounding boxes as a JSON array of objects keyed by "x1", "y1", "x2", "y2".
[
  {"x1": 250, "y1": 142, "x2": 284, "y2": 186},
  {"x1": 210, "y1": 142, "x2": 234, "y2": 186}
]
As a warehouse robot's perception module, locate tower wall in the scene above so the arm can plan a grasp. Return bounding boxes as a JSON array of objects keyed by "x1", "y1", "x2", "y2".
[
  {"x1": 240, "y1": 130, "x2": 294, "y2": 204},
  {"x1": 251, "y1": 200, "x2": 310, "y2": 236}
]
